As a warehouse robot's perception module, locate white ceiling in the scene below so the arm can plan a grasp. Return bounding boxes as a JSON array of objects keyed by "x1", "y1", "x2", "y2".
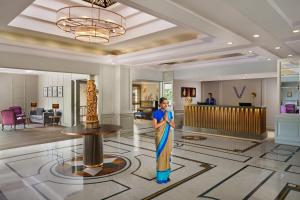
[
  {"x1": 0, "y1": 0, "x2": 300, "y2": 79},
  {"x1": 8, "y1": 0, "x2": 177, "y2": 45},
  {"x1": 0, "y1": 67, "x2": 86, "y2": 76}
]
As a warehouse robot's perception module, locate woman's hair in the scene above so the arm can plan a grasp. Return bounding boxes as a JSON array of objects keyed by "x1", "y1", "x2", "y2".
[{"x1": 159, "y1": 97, "x2": 168, "y2": 104}]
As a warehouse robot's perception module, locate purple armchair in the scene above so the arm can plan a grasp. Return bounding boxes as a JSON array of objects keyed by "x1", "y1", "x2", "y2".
[
  {"x1": 1, "y1": 109, "x2": 25, "y2": 130},
  {"x1": 9, "y1": 106, "x2": 25, "y2": 118},
  {"x1": 281, "y1": 104, "x2": 299, "y2": 113}
]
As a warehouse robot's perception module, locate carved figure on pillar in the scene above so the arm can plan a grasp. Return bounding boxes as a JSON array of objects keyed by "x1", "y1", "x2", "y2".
[{"x1": 86, "y1": 80, "x2": 99, "y2": 128}]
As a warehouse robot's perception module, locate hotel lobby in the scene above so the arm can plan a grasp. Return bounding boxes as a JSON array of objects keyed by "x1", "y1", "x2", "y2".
[{"x1": 0, "y1": 0, "x2": 300, "y2": 199}]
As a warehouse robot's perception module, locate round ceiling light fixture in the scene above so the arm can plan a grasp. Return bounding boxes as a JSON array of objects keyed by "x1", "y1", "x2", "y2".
[
  {"x1": 253, "y1": 34, "x2": 260, "y2": 38},
  {"x1": 56, "y1": 1, "x2": 126, "y2": 43}
]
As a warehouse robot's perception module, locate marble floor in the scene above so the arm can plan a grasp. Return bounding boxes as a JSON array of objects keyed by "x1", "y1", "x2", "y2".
[{"x1": 0, "y1": 125, "x2": 299, "y2": 200}]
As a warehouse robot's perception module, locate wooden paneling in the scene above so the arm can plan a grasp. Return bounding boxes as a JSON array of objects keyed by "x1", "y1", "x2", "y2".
[{"x1": 184, "y1": 105, "x2": 267, "y2": 139}]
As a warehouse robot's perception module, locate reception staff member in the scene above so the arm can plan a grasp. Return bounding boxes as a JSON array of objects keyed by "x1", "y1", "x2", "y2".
[
  {"x1": 152, "y1": 97, "x2": 175, "y2": 184},
  {"x1": 205, "y1": 93, "x2": 216, "y2": 105}
]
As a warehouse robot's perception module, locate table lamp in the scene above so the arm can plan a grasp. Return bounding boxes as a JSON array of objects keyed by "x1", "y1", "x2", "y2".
[
  {"x1": 52, "y1": 103, "x2": 59, "y2": 115},
  {"x1": 31, "y1": 102, "x2": 37, "y2": 111}
]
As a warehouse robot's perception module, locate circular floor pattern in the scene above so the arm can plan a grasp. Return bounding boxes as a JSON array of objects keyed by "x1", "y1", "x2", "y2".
[
  {"x1": 54, "y1": 154, "x2": 128, "y2": 178},
  {"x1": 181, "y1": 135, "x2": 207, "y2": 140},
  {"x1": 271, "y1": 149, "x2": 294, "y2": 156}
]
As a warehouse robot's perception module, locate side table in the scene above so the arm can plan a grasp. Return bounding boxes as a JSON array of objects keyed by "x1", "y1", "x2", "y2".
[
  {"x1": 49, "y1": 115, "x2": 61, "y2": 126},
  {"x1": 22, "y1": 115, "x2": 31, "y2": 127},
  {"x1": 61, "y1": 124, "x2": 121, "y2": 168}
]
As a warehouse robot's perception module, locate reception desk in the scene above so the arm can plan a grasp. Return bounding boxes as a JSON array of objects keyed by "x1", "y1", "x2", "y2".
[{"x1": 184, "y1": 105, "x2": 267, "y2": 139}]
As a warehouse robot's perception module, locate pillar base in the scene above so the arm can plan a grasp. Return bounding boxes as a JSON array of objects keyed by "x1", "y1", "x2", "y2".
[{"x1": 85, "y1": 120, "x2": 100, "y2": 129}]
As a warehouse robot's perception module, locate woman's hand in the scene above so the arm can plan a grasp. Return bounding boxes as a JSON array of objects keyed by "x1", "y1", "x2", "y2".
[{"x1": 163, "y1": 112, "x2": 169, "y2": 123}]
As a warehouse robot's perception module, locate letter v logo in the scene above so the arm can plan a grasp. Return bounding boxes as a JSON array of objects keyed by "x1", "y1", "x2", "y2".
[{"x1": 233, "y1": 86, "x2": 246, "y2": 99}]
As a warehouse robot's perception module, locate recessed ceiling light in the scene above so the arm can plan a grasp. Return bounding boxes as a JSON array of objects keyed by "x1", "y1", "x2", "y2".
[
  {"x1": 288, "y1": 54, "x2": 293, "y2": 57},
  {"x1": 248, "y1": 50, "x2": 253, "y2": 53},
  {"x1": 253, "y1": 34, "x2": 260, "y2": 38},
  {"x1": 293, "y1": 29, "x2": 299, "y2": 33},
  {"x1": 226, "y1": 42, "x2": 233, "y2": 45},
  {"x1": 275, "y1": 46, "x2": 280, "y2": 50},
  {"x1": 267, "y1": 58, "x2": 272, "y2": 61}
]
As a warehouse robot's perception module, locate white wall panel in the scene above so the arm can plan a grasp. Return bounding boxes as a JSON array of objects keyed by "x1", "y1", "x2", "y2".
[
  {"x1": 262, "y1": 78, "x2": 279, "y2": 129},
  {"x1": 38, "y1": 73, "x2": 88, "y2": 126},
  {"x1": 0, "y1": 73, "x2": 38, "y2": 121}
]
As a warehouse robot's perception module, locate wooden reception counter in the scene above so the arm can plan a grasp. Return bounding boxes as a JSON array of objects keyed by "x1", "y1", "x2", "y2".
[{"x1": 184, "y1": 105, "x2": 267, "y2": 139}]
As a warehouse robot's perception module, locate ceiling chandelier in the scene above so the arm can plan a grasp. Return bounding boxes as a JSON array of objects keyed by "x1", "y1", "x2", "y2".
[{"x1": 56, "y1": 0, "x2": 126, "y2": 43}]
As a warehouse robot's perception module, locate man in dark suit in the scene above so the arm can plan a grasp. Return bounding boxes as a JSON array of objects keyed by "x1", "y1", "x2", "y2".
[{"x1": 205, "y1": 93, "x2": 216, "y2": 105}]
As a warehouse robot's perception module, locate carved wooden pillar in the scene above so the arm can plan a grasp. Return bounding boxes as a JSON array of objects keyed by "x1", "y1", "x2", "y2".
[{"x1": 86, "y1": 80, "x2": 100, "y2": 128}]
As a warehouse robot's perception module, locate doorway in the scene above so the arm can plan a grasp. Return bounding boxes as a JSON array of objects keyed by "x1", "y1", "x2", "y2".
[
  {"x1": 74, "y1": 80, "x2": 87, "y2": 125},
  {"x1": 132, "y1": 81, "x2": 160, "y2": 129}
]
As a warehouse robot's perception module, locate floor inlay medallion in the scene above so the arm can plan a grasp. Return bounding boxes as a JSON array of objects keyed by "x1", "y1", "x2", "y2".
[
  {"x1": 53, "y1": 154, "x2": 129, "y2": 178},
  {"x1": 181, "y1": 135, "x2": 207, "y2": 140}
]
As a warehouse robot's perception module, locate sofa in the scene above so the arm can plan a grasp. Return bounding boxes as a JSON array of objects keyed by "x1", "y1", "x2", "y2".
[
  {"x1": 134, "y1": 108, "x2": 155, "y2": 120},
  {"x1": 30, "y1": 108, "x2": 62, "y2": 126}
]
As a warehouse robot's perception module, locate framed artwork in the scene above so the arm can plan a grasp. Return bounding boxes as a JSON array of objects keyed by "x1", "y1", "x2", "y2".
[
  {"x1": 52, "y1": 86, "x2": 58, "y2": 97},
  {"x1": 181, "y1": 87, "x2": 196, "y2": 97},
  {"x1": 58, "y1": 86, "x2": 63, "y2": 97},
  {"x1": 48, "y1": 87, "x2": 52, "y2": 97},
  {"x1": 287, "y1": 91, "x2": 292, "y2": 97},
  {"x1": 43, "y1": 87, "x2": 48, "y2": 97},
  {"x1": 191, "y1": 88, "x2": 196, "y2": 97},
  {"x1": 181, "y1": 87, "x2": 188, "y2": 97}
]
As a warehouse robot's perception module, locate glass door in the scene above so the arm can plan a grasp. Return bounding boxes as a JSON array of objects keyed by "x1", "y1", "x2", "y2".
[
  {"x1": 162, "y1": 82, "x2": 173, "y2": 110},
  {"x1": 279, "y1": 58, "x2": 300, "y2": 114},
  {"x1": 132, "y1": 84, "x2": 141, "y2": 112}
]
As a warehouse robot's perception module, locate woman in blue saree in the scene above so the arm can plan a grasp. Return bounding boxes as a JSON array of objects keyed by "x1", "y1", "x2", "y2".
[{"x1": 152, "y1": 97, "x2": 175, "y2": 184}]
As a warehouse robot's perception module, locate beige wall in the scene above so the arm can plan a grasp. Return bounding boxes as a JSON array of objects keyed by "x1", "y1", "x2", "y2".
[
  {"x1": 221, "y1": 80, "x2": 262, "y2": 106},
  {"x1": 201, "y1": 81, "x2": 220, "y2": 104},
  {"x1": 202, "y1": 79, "x2": 264, "y2": 106},
  {"x1": 0, "y1": 73, "x2": 38, "y2": 120},
  {"x1": 0, "y1": 51, "x2": 100, "y2": 75},
  {"x1": 201, "y1": 78, "x2": 278, "y2": 129},
  {"x1": 132, "y1": 68, "x2": 163, "y2": 82},
  {"x1": 173, "y1": 80, "x2": 201, "y2": 110}
]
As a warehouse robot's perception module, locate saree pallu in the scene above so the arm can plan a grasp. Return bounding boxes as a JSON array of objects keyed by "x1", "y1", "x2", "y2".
[{"x1": 155, "y1": 111, "x2": 172, "y2": 184}]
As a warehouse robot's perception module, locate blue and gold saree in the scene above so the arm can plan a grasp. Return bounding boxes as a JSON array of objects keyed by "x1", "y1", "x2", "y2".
[{"x1": 155, "y1": 111, "x2": 172, "y2": 184}]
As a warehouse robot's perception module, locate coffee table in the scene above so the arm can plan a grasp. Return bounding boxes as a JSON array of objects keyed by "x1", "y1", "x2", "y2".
[{"x1": 61, "y1": 124, "x2": 121, "y2": 168}]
